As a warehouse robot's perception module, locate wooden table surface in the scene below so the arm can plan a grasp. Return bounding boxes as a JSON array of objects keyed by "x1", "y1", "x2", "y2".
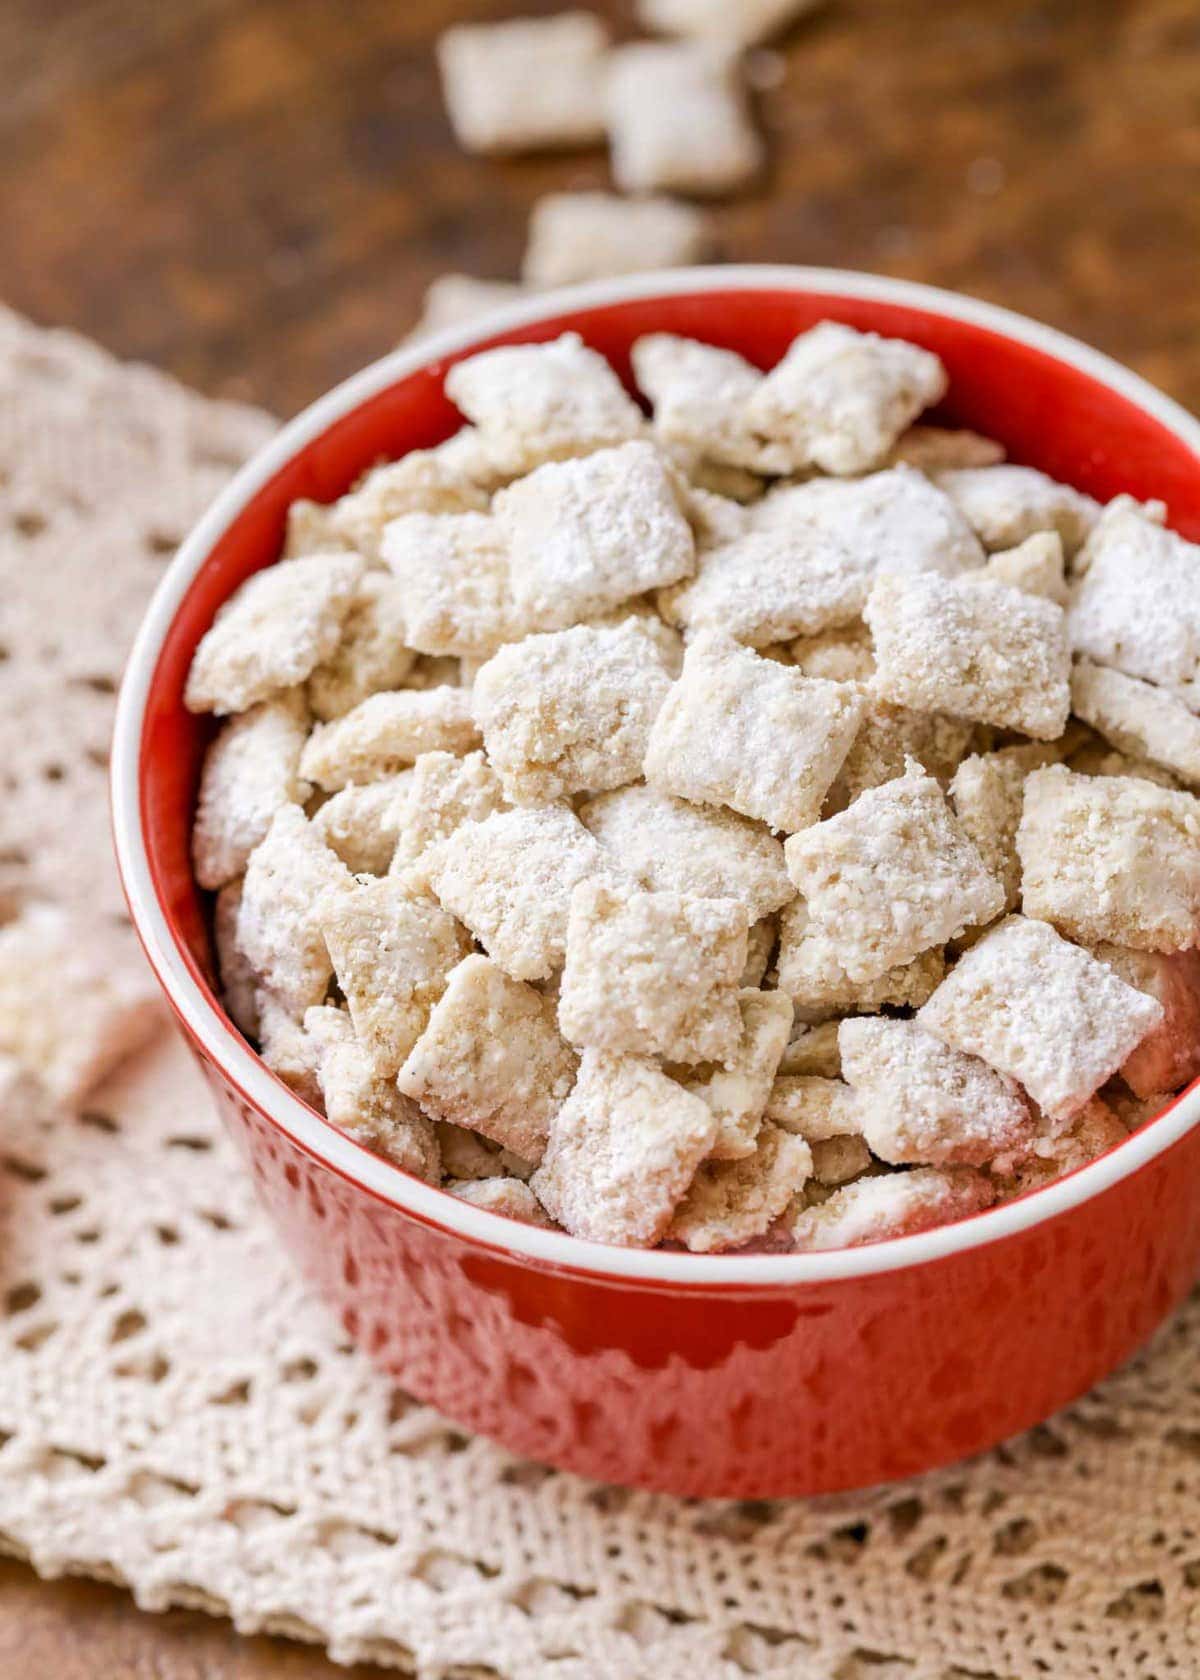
[{"x1": 1, "y1": 0, "x2": 1198, "y2": 1673}]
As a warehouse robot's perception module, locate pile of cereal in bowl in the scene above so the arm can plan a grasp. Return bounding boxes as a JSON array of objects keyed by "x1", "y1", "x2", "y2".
[{"x1": 185, "y1": 322, "x2": 1200, "y2": 1253}]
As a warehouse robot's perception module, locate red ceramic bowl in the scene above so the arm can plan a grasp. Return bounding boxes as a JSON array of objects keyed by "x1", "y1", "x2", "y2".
[{"x1": 112, "y1": 268, "x2": 1200, "y2": 1498}]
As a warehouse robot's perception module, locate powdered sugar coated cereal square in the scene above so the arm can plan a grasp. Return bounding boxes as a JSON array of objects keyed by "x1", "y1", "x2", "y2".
[
  {"x1": 949, "y1": 739, "x2": 1073, "y2": 912},
  {"x1": 917, "y1": 913, "x2": 1164, "y2": 1121},
  {"x1": 397, "y1": 954, "x2": 577, "y2": 1164},
  {"x1": 790, "y1": 1168, "x2": 994, "y2": 1251},
  {"x1": 978, "y1": 532, "x2": 1068, "y2": 605},
  {"x1": 936, "y1": 465, "x2": 1099, "y2": 555},
  {"x1": 659, "y1": 525, "x2": 871, "y2": 646},
  {"x1": 436, "y1": 12, "x2": 609, "y2": 154},
  {"x1": 606, "y1": 42, "x2": 763, "y2": 198},
  {"x1": 1092, "y1": 945, "x2": 1200, "y2": 1099},
  {"x1": 746, "y1": 323, "x2": 947, "y2": 476},
  {"x1": 308, "y1": 573, "x2": 417, "y2": 721},
  {"x1": 494, "y1": 441, "x2": 695, "y2": 628},
  {"x1": 669, "y1": 1122, "x2": 812, "y2": 1253},
  {"x1": 381, "y1": 512, "x2": 527, "y2": 659},
  {"x1": 865, "y1": 571, "x2": 1071, "y2": 739},
  {"x1": 523, "y1": 193, "x2": 711, "y2": 288},
  {"x1": 644, "y1": 631, "x2": 865, "y2": 832},
  {"x1": 444, "y1": 333, "x2": 643, "y2": 477},
  {"x1": 670, "y1": 987, "x2": 792, "y2": 1159},
  {"x1": 809, "y1": 1134, "x2": 872, "y2": 1187},
  {"x1": 304, "y1": 1006, "x2": 440, "y2": 1181},
  {"x1": 185, "y1": 552, "x2": 364, "y2": 715},
  {"x1": 213, "y1": 880, "x2": 261, "y2": 1038},
  {"x1": 775, "y1": 897, "x2": 947, "y2": 1016},
  {"x1": 1070, "y1": 659, "x2": 1200, "y2": 789},
  {"x1": 300, "y1": 688, "x2": 480, "y2": 790},
  {"x1": 311, "y1": 775, "x2": 413, "y2": 875},
  {"x1": 236, "y1": 803, "x2": 354, "y2": 1018},
  {"x1": 449, "y1": 1177, "x2": 555, "y2": 1226},
  {"x1": 631, "y1": 334, "x2": 792, "y2": 475},
  {"x1": 829, "y1": 703, "x2": 974, "y2": 812},
  {"x1": 192, "y1": 689, "x2": 311, "y2": 891},
  {"x1": 558, "y1": 879, "x2": 747, "y2": 1063},
  {"x1": 530, "y1": 1050, "x2": 718, "y2": 1246},
  {"x1": 390, "y1": 750, "x2": 505, "y2": 872},
  {"x1": 331, "y1": 448, "x2": 490, "y2": 557},
  {"x1": 765, "y1": 1074, "x2": 863, "y2": 1142}
]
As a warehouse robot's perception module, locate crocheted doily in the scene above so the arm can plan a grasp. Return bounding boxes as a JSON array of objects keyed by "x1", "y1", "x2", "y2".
[{"x1": 1, "y1": 305, "x2": 1198, "y2": 1679}]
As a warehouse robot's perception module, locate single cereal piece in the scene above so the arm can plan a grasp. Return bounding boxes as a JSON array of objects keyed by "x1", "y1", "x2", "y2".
[
  {"x1": 436, "y1": 1121, "x2": 535, "y2": 1183},
  {"x1": 523, "y1": 192, "x2": 712, "y2": 288},
  {"x1": 778, "y1": 1018, "x2": 842, "y2": 1077},
  {"x1": 304, "y1": 1006, "x2": 440, "y2": 1181},
  {"x1": 865, "y1": 571, "x2": 1071, "y2": 739},
  {"x1": 809, "y1": 1134, "x2": 872, "y2": 1187},
  {"x1": 607, "y1": 42, "x2": 763, "y2": 197},
  {"x1": 283, "y1": 498, "x2": 349, "y2": 558},
  {"x1": 307, "y1": 574, "x2": 417, "y2": 721},
  {"x1": 318, "y1": 877, "x2": 471, "y2": 1077},
  {"x1": 425, "y1": 804, "x2": 618, "y2": 981},
  {"x1": 775, "y1": 897, "x2": 947, "y2": 1015},
  {"x1": 397, "y1": 954, "x2": 577, "y2": 1164},
  {"x1": 558, "y1": 880, "x2": 747, "y2": 1063},
  {"x1": 380, "y1": 512, "x2": 526, "y2": 659},
  {"x1": 1070, "y1": 659, "x2": 1200, "y2": 789},
  {"x1": 1093, "y1": 945, "x2": 1200, "y2": 1099},
  {"x1": 992, "y1": 1097, "x2": 1127, "y2": 1195},
  {"x1": 670, "y1": 987, "x2": 792, "y2": 1159},
  {"x1": 839, "y1": 1017, "x2": 1033, "y2": 1168},
  {"x1": 765, "y1": 1074, "x2": 863, "y2": 1141},
  {"x1": 784, "y1": 767, "x2": 1004, "y2": 983},
  {"x1": 636, "y1": 0, "x2": 824, "y2": 48},
  {"x1": 444, "y1": 332, "x2": 644, "y2": 477},
  {"x1": 494, "y1": 441, "x2": 695, "y2": 628},
  {"x1": 918, "y1": 914, "x2": 1165, "y2": 1121},
  {"x1": 886, "y1": 424, "x2": 1005, "y2": 472},
  {"x1": 741, "y1": 916, "x2": 778, "y2": 988},
  {"x1": 790, "y1": 1168, "x2": 995, "y2": 1250},
  {"x1": 751, "y1": 467, "x2": 985, "y2": 588},
  {"x1": 660, "y1": 525, "x2": 872, "y2": 645},
  {"x1": 185, "y1": 552, "x2": 364, "y2": 715},
  {"x1": 1068, "y1": 500, "x2": 1200, "y2": 704},
  {"x1": 436, "y1": 12, "x2": 609, "y2": 153},
  {"x1": 1017, "y1": 765, "x2": 1200, "y2": 952},
  {"x1": 213, "y1": 879, "x2": 260, "y2": 1038},
  {"x1": 449, "y1": 1177, "x2": 555, "y2": 1226},
  {"x1": 472, "y1": 621, "x2": 672, "y2": 804},
  {"x1": 256, "y1": 989, "x2": 322, "y2": 1106},
  {"x1": 828, "y1": 703, "x2": 974, "y2": 811},
  {"x1": 406, "y1": 275, "x2": 529, "y2": 343},
  {"x1": 949, "y1": 739, "x2": 1078, "y2": 911},
  {"x1": 669, "y1": 1122, "x2": 813, "y2": 1252},
  {"x1": 578, "y1": 784, "x2": 795, "y2": 920},
  {"x1": 0, "y1": 906, "x2": 161, "y2": 1104},
  {"x1": 746, "y1": 323, "x2": 948, "y2": 476},
  {"x1": 311, "y1": 776, "x2": 413, "y2": 874},
  {"x1": 978, "y1": 531, "x2": 1068, "y2": 605},
  {"x1": 644, "y1": 631, "x2": 865, "y2": 832},
  {"x1": 300, "y1": 688, "x2": 480, "y2": 790},
  {"x1": 237, "y1": 804, "x2": 354, "y2": 1017},
  {"x1": 390, "y1": 750, "x2": 505, "y2": 872},
  {"x1": 530, "y1": 1050, "x2": 718, "y2": 1246},
  {"x1": 331, "y1": 449, "x2": 489, "y2": 557},
  {"x1": 790, "y1": 623, "x2": 875, "y2": 683},
  {"x1": 936, "y1": 465, "x2": 1099, "y2": 555},
  {"x1": 192, "y1": 689, "x2": 311, "y2": 891},
  {"x1": 631, "y1": 334, "x2": 792, "y2": 474}
]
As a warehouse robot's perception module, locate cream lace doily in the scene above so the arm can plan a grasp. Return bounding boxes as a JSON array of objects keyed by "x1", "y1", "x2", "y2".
[{"x1": 1, "y1": 305, "x2": 1199, "y2": 1679}]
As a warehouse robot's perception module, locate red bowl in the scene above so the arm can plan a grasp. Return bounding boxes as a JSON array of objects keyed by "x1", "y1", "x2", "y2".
[{"x1": 111, "y1": 268, "x2": 1200, "y2": 1498}]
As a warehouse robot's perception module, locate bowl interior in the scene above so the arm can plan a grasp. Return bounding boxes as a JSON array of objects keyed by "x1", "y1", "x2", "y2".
[{"x1": 135, "y1": 274, "x2": 1200, "y2": 1201}]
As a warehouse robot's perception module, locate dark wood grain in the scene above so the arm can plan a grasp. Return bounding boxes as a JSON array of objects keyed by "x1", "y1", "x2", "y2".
[{"x1": 1, "y1": 1, "x2": 1198, "y2": 1673}]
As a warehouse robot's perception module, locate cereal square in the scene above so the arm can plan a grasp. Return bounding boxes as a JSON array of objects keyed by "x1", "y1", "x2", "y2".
[
  {"x1": 237, "y1": 803, "x2": 354, "y2": 1017},
  {"x1": 1070, "y1": 659, "x2": 1200, "y2": 789},
  {"x1": 979, "y1": 531, "x2": 1068, "y2": 605},
  {"x1": 669, "y1": 1122, "x2": 813, "y2": 1252},
  {"x1": 606, "y1": 42, "x2": 763, "y2": 197},
  {"x1": 784, "y1": 767, "x2": 1004, "y2": 982},
  {"x1": 307, "y1": 573, "x2": 417, "y2": 721},
  {"x1": 886, "y1": 425, "x2": 1005, "y2": 472},
  {"x1": 558, "y1": 880, "x2": 747, "y2": 1063},
  {"x1": 449, "y1": 1177, "x2": 555, "y2": 1226},
  {"x1": 397, "y1": 954, "x2": 577, "y2": 1163},
  {"x1": 917, "y1": 914, "x2": 1165, "y2": 1121},
  {"x1": 839, "y1": 1017, "x2": 1033, "y2": 1167},
  {"x1": 444, "y1": 332, "x2": 644, "y2": 477},
  {"x1": 283, "y1": 498, "x2": 348, "y2": 558},
  {"x1": 437, "y1": 12, "x2": 609, "y2": 154},
  {"x1": 659, "y1": 526, "x2": 871, "y2": 645},
  {"x1": 635, "y1": 0, "x2": 824, "y2": 48},
  {"x1": 1068, "y1": 499, "x2": 1200, "y2": 703},
  {"x1": 185, "y1": 552, "x2": 364, "y2": 715},
  {"x1": 775, "y1": 897, "x2": 947, "y2": 1015},
  {"x1": 390, "y1": 750, "x2": 505, "y2": 872},
  {"x1": 949, "y1": 739, "x2": 1076, "y2": 912},
  {"x1": 578, "y1": 785, "x2": 795, "y2": 919},
  {"x1": 790, "y1": 623, "x2": 876, "y2": 683},
  {"x1": 765, "y1": 1074, "x2": 863, "y2": 1141},
  {"x1": 192, "y1": 689, "x2": 310, "y2": 890},
  {"x1": 1017, "y1": 765, "x2": 1200, "y2": 952},
  {"x1": 790, "y1": 1168, "x2": 994, "y2": 1250},
  {"x1": 436, "y1": 1122, "x2": 535, "y2": 1184},
  {"x1": 495, "y1": 441, "x2": 694, "y2": 628},
  {"x1": 380, "y1": 511, "x2": 526, "y2": 659},
  {"x1": 936, "y1": 465, "x2": 1099, "y2": 554},
  {"x1": 670, "y1": 987, "x2": 793, "y2": 1159},
  {"x1": 256, "y1": 989, "x2": 322, "y2": 1106},
  {"x1": 828, "y1": 703, "x2": 974, "y2": 811},
  {"x1": 318, "y1": 876, "x2": 472, "y2": 1076},
  {"x1": 746, "y1": 322, "x2": 948, "y2": 476},
  {"x1": 311, "y1": 775, "x2": 413, "y2": 874},
  {"x1": 304, "y1": 1006, "x2": 441, "y2": 1181},
  {"x1": 530, "y1": 1050, "x2": 718, "y2": 1246},
  {"x1": 425, "y1": 804, "x2": 618, "y2": 980},
  {"x1": 778, "y1": 1018, "x2": 842, "y2": 1077},
  {"x1": 472, "y1": 621, "x2": 672, "y2": 804},
  {"x1": 631, "y1": 333, "x2": 792, "y2": 474},
  {"x1": 213, "y1": 879, "x2": 261, "y2": 1038},
  {"x1": 300, "y1": 687, "x2": 480, "y2": 790},
  {"x1": 330, "y1": 448, "x2": 489, "y2": 556},
  {"x1": 991, "y1": 1098, "x2": 1127, "y2": 1195},
  {"x1": 809, "y1": 1134, "x2": 872, "y2": 1186},
  {"x1": 865, "y1": 571, "x2": 1071, "y2": 739},
  {"x1": 1093, "y1": 945, "x2": 1200, "y2": 1099},
  {"x1": 522, "y1": 192, "x2": 712, "y2": 288},
  {"x1": 644, "y1": 631, "x2": 865, "y2": 832}
]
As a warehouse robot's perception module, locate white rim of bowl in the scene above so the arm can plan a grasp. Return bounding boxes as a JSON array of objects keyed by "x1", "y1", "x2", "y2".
[{"x1": 111, "y1": 264, "x2": 1200, "y2": 1287}]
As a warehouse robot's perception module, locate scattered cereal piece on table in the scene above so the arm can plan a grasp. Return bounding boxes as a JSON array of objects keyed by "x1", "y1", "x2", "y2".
[
  {"x1": 311, "y1": 776, "x2": 413, "y2": 875},
  {"x1": 523, "y1": 193, "x2": 712, "y2": 288},
  {"x1": 936, "y1": 465, "x2": 1099, "y2": 555},
  {"x1": 669, "y1": 987, "x2": 792, "y2": 1159},
  {"x1": 437, "y1": 12, "x2": 610, "y2": 154},
  {"x1": 192, "y1": 689, "x2": 311, "y2": 890},
  {"x1": 305, "y1": 1005, "x2": 441, "y2": 1181},
  {"x1": 636, "y1": 0, "x2": 825, "y2": 48},
  {"x1": 237, "y1": 803, "x2": 353, "y2": 1017},
  {"x1": 669, "y1": 1122, "x2": 813, "y2": 1253},
  {"x1": 1092, "y1": 945, "x2": 1200, "y2": 1099},
  {"x1": 449, "y1": 1176, "x2": 555, "y2": 1226},
  {"x1": 606, "y1": 42, "x2": 763, "y2": 198},
  {"x1": 381, "y1": 511, "x2": 525, "y2": 660},
  {"x1": 300, "y1": 688, "x2": 480, "y2": 790},
  {"x1": 790, "y1": 1168, "x2": 995, "y2": 1250},
  {"x1": 1070, "y1": 658, "x2": 1200, "y2": 789}
]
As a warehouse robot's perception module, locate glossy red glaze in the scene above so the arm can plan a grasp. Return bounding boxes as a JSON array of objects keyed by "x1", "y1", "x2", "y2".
[{"x1": 115, "y1": 271, "x2": 1200, "y2": 1496}]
